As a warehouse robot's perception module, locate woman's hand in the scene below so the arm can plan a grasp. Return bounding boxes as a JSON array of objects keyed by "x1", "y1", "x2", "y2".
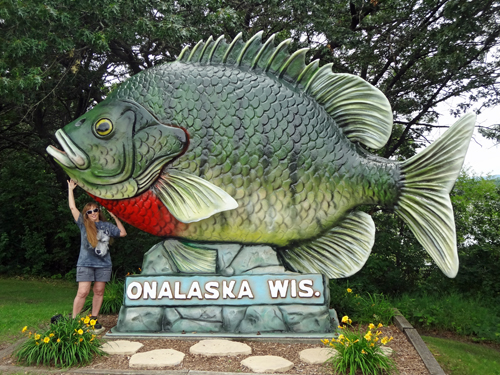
[{"x1": 67, "y1": 179, "x2": 77, "y2": 191}]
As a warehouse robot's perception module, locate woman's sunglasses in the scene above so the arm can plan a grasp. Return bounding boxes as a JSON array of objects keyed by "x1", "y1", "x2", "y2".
[{"x1": 86, "y1": 208, "x2": 99, "y2": 215}]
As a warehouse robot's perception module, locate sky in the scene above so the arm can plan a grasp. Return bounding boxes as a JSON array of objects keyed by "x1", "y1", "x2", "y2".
[{"x1": 422, "y1": 104, "x2": 500, "y2": 177}]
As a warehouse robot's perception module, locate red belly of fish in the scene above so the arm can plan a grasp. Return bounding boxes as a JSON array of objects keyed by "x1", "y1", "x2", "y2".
[{"x1": 90, "y1": 190, "x2": 184, "y2": 236}]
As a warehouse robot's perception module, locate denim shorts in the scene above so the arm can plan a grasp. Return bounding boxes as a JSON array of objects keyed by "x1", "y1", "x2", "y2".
[{"x1": 76, "y1": 267, "x2": 112, "y2": 282}]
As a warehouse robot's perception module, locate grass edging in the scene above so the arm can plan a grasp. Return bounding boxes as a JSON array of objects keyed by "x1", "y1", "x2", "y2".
[{"x1": 393, "y1": 309, "x2": 445, "y2": 375}]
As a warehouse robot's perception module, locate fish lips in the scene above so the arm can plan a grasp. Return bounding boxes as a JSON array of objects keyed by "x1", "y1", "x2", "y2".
[{"x1": 47, "y1": 129, "x2": 90, "y2": 170}]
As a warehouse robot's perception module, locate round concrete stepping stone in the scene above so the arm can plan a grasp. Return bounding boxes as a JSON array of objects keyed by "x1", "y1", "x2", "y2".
[
  {"x1": 380, "y1": 346, "x2": 394, "y2": 357},
  {"x1": 241, "y1": 355, "x2": 294, "y2": 373},
  {"x1": 101, "y1": 340, "x2": 144, "y2": 355},
  {"x1": 299, "y1": 347, "x2": 338, "y2": 364},
  {"x1": 129, "y1": 349, "x2": 185, "y2": 369},
  {"x1": 190, "y1": 339, "x2": 252, "y2": 357}
]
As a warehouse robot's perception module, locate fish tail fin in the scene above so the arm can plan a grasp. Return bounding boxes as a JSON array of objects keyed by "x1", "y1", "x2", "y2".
[{"x1": 395, "y1": 113, "x2": 476, "y2": 277}]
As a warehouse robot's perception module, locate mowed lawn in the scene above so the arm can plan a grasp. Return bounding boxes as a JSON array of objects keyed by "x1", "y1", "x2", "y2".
[
  {"x1": 0, "y1": 278, "x2": 77, "y2": 344},
  {"x1": 422, "y1": 336, "x2": 500, "y2": 375}
]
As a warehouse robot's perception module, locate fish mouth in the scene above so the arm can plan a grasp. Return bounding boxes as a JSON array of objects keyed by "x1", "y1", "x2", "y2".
[{"x1": 46, "y1": 129, "x2": 90, "y2": 169}]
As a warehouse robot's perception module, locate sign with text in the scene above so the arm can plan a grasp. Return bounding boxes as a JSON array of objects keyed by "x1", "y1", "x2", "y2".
[{"x1": 124, "y1": 274, "x2": 325, "y2": 307}]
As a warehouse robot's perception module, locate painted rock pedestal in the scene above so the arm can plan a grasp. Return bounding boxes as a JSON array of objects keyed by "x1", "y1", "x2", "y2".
[{"x1": 114, "y1": 241, "x2": 337, "y2": 333}]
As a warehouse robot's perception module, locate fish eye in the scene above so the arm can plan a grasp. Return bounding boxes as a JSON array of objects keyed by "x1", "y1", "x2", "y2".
[{"x1": 94, "y1": 118, "x2": 113, "y2": 137}]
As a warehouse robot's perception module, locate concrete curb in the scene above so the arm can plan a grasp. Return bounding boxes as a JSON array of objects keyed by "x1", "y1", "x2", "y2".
[
  {"x1": 393, "y1": 310, "x2": 446, "y2": 375},
  {"x1": 0, "y1": 311, "x2": 444, "y2": 375}
]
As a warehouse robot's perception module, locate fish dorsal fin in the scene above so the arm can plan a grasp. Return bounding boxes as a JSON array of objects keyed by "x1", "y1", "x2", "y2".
[
  {"x1": 153, "y1": 169, "x2": 238, "y2": 223},
  {"x1": 279, "y1": 211, "x2": 375, "y2": 279},
  {"x1": 176, "y1": 32, "x2": 393, "y2": 149}
]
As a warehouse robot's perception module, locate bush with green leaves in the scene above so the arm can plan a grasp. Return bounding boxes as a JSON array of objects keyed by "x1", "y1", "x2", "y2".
[
  {"x1": 323, "y1": 316, "x2": 397, "y2": 375},
  {"x1": 15, "y1": 316, "x2": 105, "y2": 367},
  {"x1": 331, "y1": 286, "x2": 396, "y2": 326},
  {"x1": 83, "y1": 276, "x2": 125, "y2": 314},
  {"x1": 394, "y1": 293, "x2": 500, "y2": 343}
]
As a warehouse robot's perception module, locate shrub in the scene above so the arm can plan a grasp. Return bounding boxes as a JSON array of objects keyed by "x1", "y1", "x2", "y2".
[
  {"x1": 323, "y1": 315, "x2": 397, "y2": 375},
  {"x1": 331, "y1": 286, "x2": 396, "y2": 326},
  {"x1": 15, "y1": 316, "x2": 105, "y2": 367}
]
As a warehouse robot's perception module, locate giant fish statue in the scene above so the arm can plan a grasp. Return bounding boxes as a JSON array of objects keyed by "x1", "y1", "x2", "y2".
[{"x1": 47, "y1": 32, "x2": 475, "y2": 279}]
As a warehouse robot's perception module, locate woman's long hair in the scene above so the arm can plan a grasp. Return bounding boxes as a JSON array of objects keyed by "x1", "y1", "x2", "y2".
[{"x1": 81, "y1": 203, "x2": 106, "y2": 248}]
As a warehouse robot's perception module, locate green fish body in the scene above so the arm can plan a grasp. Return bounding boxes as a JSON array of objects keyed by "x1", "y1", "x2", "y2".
[{"x1": 47, "y1": 32, "x2": 476, "y2": 278}]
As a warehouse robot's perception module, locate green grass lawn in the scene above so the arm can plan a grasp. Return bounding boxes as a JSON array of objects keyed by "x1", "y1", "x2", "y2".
[
  {"x1": 422, "y1": 335, "x2": 500, "y2": 375},
  {"x1": 0, "y1": 278, "x2": 77, "y2": 344}
]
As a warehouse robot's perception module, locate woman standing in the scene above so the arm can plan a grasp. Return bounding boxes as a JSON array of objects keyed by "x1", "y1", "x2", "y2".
[{"x1": 68, "y1": 179, "x2": 127, "y2": 327}]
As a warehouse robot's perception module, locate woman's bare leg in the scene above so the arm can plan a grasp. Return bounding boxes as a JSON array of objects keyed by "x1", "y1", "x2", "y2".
[
  {"x1": 73, "y1": 282, "x2": 91, "y2": 318},
  {"x1": 92, "y1": 281, "x2": 106, "y2": 317}
]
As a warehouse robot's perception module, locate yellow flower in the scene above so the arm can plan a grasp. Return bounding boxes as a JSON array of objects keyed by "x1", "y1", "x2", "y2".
[
  {"x1": 362, "y1": 349, "x2": 367, "y2": 354},
  {"x1": 138, "y1": 268, "x2": 142, "y2": 272},
  {"x1": 57, "y1": 338, "x2": 61, "y2": 343},
  {"x1": 84, "y1": 316, "x2": 90, "y2": 324},
  {"x1": 348, "y1": 319, "x2": 352, "y2": 324},
  {"x1": 347, "y1": 288, "x2": 352, "y2": 293},
  {"x1": 389, "y1": 336, "x2": 394, "y2": 342},
  {"x1": 374, "y1": 337, "x2": 379, "y2": 342},
  {"x1": 338, "y1": 325, "x2": 344, "y2": 329},
  {"x1": 78, "y1": 329, "x2": 84, "y2": 335},
  {"x1": 381, "y1": 337, "x2": 389, "y2": 345},
  {"x1": 368, "y1": 323, "x2": 376, "y2": 330},
  {"x1": 376, "y1": 330, "x2": 382, "y2": 336},
  {"x1": 341, "y1": 316, "x2": 349, "y2": 323},
  {"x1": 378, "y1": 323, "x2": 383, "y2": 328},
  {"x1": 353, "y1": 339, "x2": 359, "y2": 343},
  {"x1": 90, "y1": 319, "x2": 97, "y2": 326},
  {"x1": 28, "y1": 331, "x2": 32, "y2": 336},
  {"x1": 364, "y1": 332, "x2": 372, "y2": 341},
  {"x1": 22, "y1": 326, "x2": 28, "y2": 333},
  {"x1": 36, "y1": 342, "x2": 39, "y2": 346},
  {"x1": 80, "y1": 317, "x2": 85, "y2": 321},
  {"x1": 370, "y1": 343, "x2": 375, "y2": 347},
  {"x1": 43, "y1": 337, "x2": 50, "y2": 344},
  {"x1": 321, "y1": 339, "x2": 330, "y2": 344},
  {"x1": 49, "y1": 333, "x2": 54, "y2": 337},
  {"x1": 79, "y1": 338, "x2": 83, "y2": 342},
  {"x1": 338, "y1": 334, "x2": 345, "y2": 341},
  {"x1": 34, "y1": 334, "x2": 40, "y2": 340}
]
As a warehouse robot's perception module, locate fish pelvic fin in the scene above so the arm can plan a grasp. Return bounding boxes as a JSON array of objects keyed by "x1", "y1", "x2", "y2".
[
  {"x1": 396, "y1": 113, "x2": 476, "y2": 278},
  {"x1": 279, "y1": 211, "x2": 375, "y2": 279}
]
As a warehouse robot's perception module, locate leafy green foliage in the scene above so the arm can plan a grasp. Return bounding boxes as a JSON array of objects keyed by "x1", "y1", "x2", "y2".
[
  {"x1": 15, "y1": 316, "x2": 105, "y2": 367},
  {"x1": 83, "y1": 276, "x2": 125, "y2": 314},
  {"x1": 330, "y1": 286, "x2": 396, "y2": 326},
  {"x1": 323, "y1": 318, "x2": 397, "y2": 375},
  {"x1": 394, "y1": 293, "x2": 500, "y2": 343}
]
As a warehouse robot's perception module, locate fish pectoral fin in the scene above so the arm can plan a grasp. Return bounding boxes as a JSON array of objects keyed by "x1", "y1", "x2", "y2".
[
  {"x1": 153, "y1": 170, "x2": 238, "y2": 223},
  {"x1": 279, "y1": 211, "x2": 375, "y2": 279}
]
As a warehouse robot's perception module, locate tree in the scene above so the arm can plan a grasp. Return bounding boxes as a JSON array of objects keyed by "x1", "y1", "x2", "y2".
[{"x1": 1, "y1": 0, "x2": 499, "y2": 276}]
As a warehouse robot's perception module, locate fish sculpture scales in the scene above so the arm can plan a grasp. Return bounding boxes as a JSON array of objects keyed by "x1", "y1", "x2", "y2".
[{"x1": 47, "y1": 31, "x2": 475, "y2": 279}]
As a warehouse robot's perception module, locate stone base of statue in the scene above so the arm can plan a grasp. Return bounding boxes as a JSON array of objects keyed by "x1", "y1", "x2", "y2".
[{"x1": 113, "y1": 240, "x2": 338, "y2": 334}]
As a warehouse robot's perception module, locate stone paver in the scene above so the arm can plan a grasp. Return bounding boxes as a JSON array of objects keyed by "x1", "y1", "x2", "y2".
[
  {"x1": 101, "y1": 340, "x2": 144, "y2": 355},
  {"x1": 190, "y1": 339, "x2": 252, "y2": 357},
  {"x1": 91, "y1": 327, "x2": 106, "y2": 335},
  {"x1": 380, "y1": 346, "x2": 394, "y2": 357},
  {"x1": 241, "y1": 355, "x2": 294, "y2": 373},
  {"x1": 299, "y1": 347, "x2": 338, "y2": 364},
  {"x1": 129, "y1": 349, "x2": 185, "y2": 369}
]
